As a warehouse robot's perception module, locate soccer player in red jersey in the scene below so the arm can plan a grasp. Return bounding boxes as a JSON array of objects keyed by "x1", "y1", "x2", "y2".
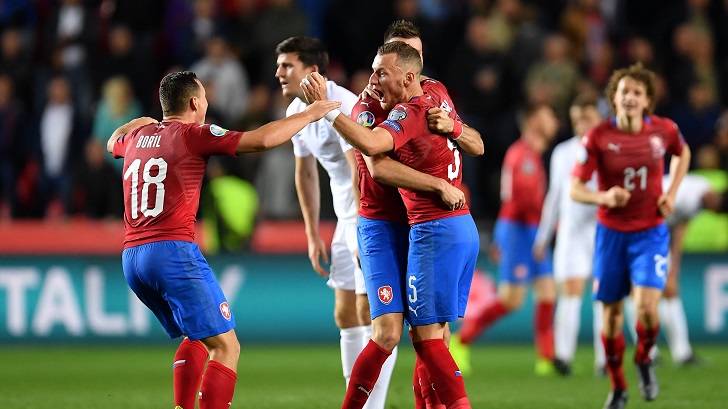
[
  {"x1": 107, "y1": 71, "x2": 339, "y2": 409},
  {"x1": 303, "y1": 41, "x2": 479, "y2": 409},
  {"x1": 451, "y1": 103, "x2": 559, "y2": 376},
  {"x1": 570, "y1": 63, "x2": 691, "y2": 409},
  {"x1": 340, "y1": 20, "x2": 483, "y2": 409}
]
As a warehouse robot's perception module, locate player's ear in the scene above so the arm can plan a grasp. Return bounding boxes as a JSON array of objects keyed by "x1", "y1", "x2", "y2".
[{"x1": 190, "y1": 96, "x2": 198, "y2": 112}]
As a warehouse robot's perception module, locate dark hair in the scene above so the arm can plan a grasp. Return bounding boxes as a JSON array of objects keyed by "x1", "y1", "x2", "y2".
[
  {"x1": 275, "y1": 36, "x2": 329, "y2": 75},
  {"x1": 159, "y1": 71, "x2": 200, "y2": 116},
  {"x1": 570, "y1": 93, "x2": 599, "y2": 109},
  {"x1": 604, "y1": 62, "x2": 657, "y2": 115},
  {"x1": 377, "y1": 41, "x2": 422, "y2": 74},
  {"x1": 518, "y1": 102, "x2": 553, "y2": 129},
  {"x1": 384, "y1": 20, "x2": 421, "y2": 42}
]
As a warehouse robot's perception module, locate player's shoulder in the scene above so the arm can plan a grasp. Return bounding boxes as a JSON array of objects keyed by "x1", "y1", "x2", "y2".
[
  {"x1": 285, "y1": 97, "x2": 306, "y2": 117},
  {"x1": 552, "y1": 137, "x2": 575, "y2": 156},
  {"x1": 646, "y1": 115, "x2": 679, "y2": 133},
  {"x1": 352, "y1": 96, "x2": 386, "y2": 127},
  {"x1": 327, "y1": 80, "x2": 357, "y2": 99},
  {"x1": 421, "y1": 77, "x2": 447, "y2": 92}
]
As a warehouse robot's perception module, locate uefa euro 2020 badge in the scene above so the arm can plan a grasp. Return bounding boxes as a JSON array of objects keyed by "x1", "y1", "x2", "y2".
[{"x1": 209, "y1": 124, "x2": 228, "y2": 137}]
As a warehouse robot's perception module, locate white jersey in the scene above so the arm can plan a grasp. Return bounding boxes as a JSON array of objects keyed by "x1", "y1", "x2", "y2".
[
  {"x1": 537, "y1": 136, "x2": 599, "y2": 280},
  {"x1": 663, "y1": 173, "x2": 711, "y2": 227},
  {"x1": 536, "y1": 136, "x2": 598, "y2": 245},
  {"x1": 287, "y1": 80, "x2": 359, "y2": 223}
]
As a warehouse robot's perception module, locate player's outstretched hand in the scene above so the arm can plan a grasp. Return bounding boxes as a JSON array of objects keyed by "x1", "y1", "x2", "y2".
[
  {"x1": 657, "y1": 194, "x2": 675, "y2": 217},
  {"x1": 436, "y1": 180, "x2": 466, "y2": 210},
  {"x1": 129, "y1": 116, "x2": 158, "y2": 129},
  {"x1": 603, "y1": 186, "x2": 631, "y2": 208},
  {"x1": 300, "y1": 72, "x2": 329, "y2": 104},
  {"x1": 303, "y1": 100, "x2": 342, "y2": 121},
  {"x1": 426, "y1": 107, "x2": 455, "y2": 135}
]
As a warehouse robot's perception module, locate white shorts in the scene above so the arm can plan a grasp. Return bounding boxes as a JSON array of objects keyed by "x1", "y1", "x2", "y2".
[
  {"x1": 327, "y1": 220, "x2": 366, "y2": 294},
  {"x1": 553, "y1": 222, "x2": 596, "y2": 282}
]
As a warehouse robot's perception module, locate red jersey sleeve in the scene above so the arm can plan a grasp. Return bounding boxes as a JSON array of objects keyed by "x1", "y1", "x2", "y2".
[
  {"x1": 572, "y1": 128, "x2": 599, "y2": 182},
  {"x1": 378, "y1": 104, "x2": 426, "y2": 151},
  {"x1": 112, "y1": 132, "x2": 130, "y2": 159},
  {"x1": 183, "y1": 124, "x2": 244, "y2": 157},
  {"x1": 663, "y1": 118, "x2": 686, "y2": 157}
]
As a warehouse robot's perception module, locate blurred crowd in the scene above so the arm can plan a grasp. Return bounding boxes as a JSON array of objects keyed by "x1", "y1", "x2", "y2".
[{"x1": 1, "y1": 0, "x2": 727, "y2": 237}]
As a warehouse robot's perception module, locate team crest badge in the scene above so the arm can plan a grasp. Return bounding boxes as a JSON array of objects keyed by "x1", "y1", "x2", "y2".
[
  {"x1": 649, "y1": 134, "x2": 665, "y2": 158},
  {"x1": 220, "y1": 302, "x2": 232, "y2": 321},
  {"x1": 357, "y1": 111, "x2": 376, "y2": 127},
  {"x1": 378, "y1": 286, "x2": 393, "y2": 305},
  {"x1": 387, "y1": 108, "x2": 407, "y2": 121},
  {"x1": 209, "y1": 124, "x2": 228, "y2": 137}
]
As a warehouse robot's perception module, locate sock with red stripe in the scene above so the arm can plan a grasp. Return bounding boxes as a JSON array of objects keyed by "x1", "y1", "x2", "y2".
[
  {"x1": 635, "y1": 321, "x2": 660, "y2": 364},
  {"x1": 459, "y1": 300, "x2": 509, "y2": 344},
  {"x1": 535, "y1": 301, "x2": 555, "y2": 360},
  {"x1": 413, "y1": 339, "x2": 470, "y2": 407},
  {"x1": 602, "y1": 333, "x2": 627, "y2": 391},
  {"x1": 342, "y1": 340, "x2": 391, "y2": 409},
  {"x1": 173, "y1": 338, "x2": 208, "y2": 409},
  {"x1": 199, "y1": 360, "x2": 237, "y2": 409}
]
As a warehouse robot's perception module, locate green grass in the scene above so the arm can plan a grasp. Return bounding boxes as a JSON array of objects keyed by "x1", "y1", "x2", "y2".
[{"x1": 1, "y1": 343, "x2": 726, "y2": 408}]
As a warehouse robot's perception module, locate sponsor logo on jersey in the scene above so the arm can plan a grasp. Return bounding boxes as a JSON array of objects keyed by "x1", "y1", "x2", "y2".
[
  {"x1": 607, "y1": 143, "x2": 621, "y2": 153},
  {"x1": 382, "y1": 119, "x2": 401, "y2": 132},
  {"x1": 387, "y1": 108, "x2": 407, "y2": 121},
  {"x1": 649, "y1": 134, "x2": 665, "y2": 158},
  {"x1": 440, "y1": 99, "x2": 452, "y2": 114},
  {"x1": 378, "y1": 285, "x2": 393, "y2": 305},
  {"x1": 357, "y1": 111, "x2": 376, "y2": 127},
  {"x1": 220, "y1": 302, "x2": 232, "y2": 321},
  {"x1": 209, "y1": 124, "x2": 228, "y2": 137},
  {"x1": 521, "y1": 159, "x2": 534, "y2": 174}
]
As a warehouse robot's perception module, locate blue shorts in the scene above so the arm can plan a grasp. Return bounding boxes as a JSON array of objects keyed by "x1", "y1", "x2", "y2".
[
  {"x1": 593, "y1": 222, "x2": 669, "y2": 303},
  {"x1": 357, "y1": 216, "x2": 409, "y2": 320},
  {"x1": 122, "y1": 241, "x2": 236, "y2": 340},
  {"x1": 493, "y1": 219, "x2": 552, "y2": 283},
  {"x1": 405, "y1": 214, "x2": 479, "y2": 326}
]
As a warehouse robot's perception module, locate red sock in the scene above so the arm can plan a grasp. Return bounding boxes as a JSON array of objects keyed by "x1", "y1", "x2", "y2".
[
  {"x1": 342, "y1": 340, "x2": 391, "y2": 409},
  {"x1": 459, "y1": 300, "x2": 509, "y2": 344},
  {"x1": 413, "y1": 339, "x2": 469, "y2": 407},
  {"x1": 534, "y1": 301, "x2": 555, "y2": 360},
  {"x1": 635, "y1": 321, "x2": 660, "y2": 364},
  {"x1": 416, "y1": 360, "x2": 445, "y2": 409},
  {"x1": 173, "y1": 338, "x2": 209, "y2": 409},
  {"x1": 602, "y1": 333, "x2": 627, "y2": 391},
  {"x1": 413, "y1": 357, "x2": 427, "y2": 409},
  {"x1": 199, "y1": 360, "x2": 237, "y2": 409}
]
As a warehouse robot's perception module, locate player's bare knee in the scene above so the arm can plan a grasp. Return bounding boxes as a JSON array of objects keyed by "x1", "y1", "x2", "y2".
[{"x1": 333, "y1": 308, "x2": 359, "y2": 329}]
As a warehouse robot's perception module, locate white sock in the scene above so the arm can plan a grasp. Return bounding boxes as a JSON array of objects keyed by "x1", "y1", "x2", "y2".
[
  {"x1": 661, "y1": 297, "x2": 693, "y2": 362},
  {"x1": 555, "y1": 295, "x2": 581, "y2": 362},
  {"x1": 340, "y1": 326, "x2": 367, "y2": 387},
  {"x1": 593, "y1": 301, "x2": 606, "y2": 368}
]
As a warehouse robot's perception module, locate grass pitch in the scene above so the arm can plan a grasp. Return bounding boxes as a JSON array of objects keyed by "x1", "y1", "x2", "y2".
[{"x1": 2, "y1": 343, "x2": 726, "y2": 408}]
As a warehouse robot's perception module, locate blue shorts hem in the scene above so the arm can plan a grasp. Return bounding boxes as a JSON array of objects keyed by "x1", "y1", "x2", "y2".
[
  {"x1": 185, "y1": 322, "x2": 236, "y2": 341},
  {"x1": 408, "y1": 314, "x2": 459, "y2": 326}
]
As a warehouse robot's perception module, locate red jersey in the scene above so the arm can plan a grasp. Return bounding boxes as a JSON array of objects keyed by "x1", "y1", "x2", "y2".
[
  {"x1": 420, "y1": 78, "x2": 462, "y2": 123},
  {"x1": 498, "y1": 139, "x2": 546, "y2": 225},
  {"x1": 351, "y1": 96, "x2": 408, "y2": 223},
  {"x1": 112, "y1": 121, "x2": 242, "y2": 247},
  {"x1": 572, "y1": 115, "x2": 685, "y2": 232},
  {"x1": 378, "y1": 94, "x2": 469, "y2": 225}
]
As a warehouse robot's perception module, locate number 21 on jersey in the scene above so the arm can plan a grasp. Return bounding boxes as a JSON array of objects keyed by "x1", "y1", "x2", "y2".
[{"x1": 124, "y1": 157, "x2": 168, "y2": 219}]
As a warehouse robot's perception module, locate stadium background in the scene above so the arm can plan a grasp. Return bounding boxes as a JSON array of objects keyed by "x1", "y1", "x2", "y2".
[{"x1": 0, "y1": 0, "x2": 726, "y2": 348}]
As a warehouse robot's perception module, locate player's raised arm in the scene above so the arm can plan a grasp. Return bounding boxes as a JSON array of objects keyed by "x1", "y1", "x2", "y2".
[
  {"x1": 107, "y1": 116, "x2": 158, "y2": 154},
  {"x1": 235, "y1": 100, "x2": 341, "y2": 153},
  {"x1": 301, "y1": 72, "x2": 394, "y2": 156},
  {"x1": 426, "y1": 107, "x2": 484, "y2": 156}
]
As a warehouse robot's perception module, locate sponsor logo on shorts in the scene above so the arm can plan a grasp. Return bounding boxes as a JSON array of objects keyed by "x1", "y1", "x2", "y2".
[
  {"x1": 514, "y1": 264, "x2": 528, "y2": 280},
  {"x1": 220, "y1": 302, "x2": 232, "y2": 321},
  {"x1": 378, "y1": 285, "x2": 393, "y2": 305}
]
